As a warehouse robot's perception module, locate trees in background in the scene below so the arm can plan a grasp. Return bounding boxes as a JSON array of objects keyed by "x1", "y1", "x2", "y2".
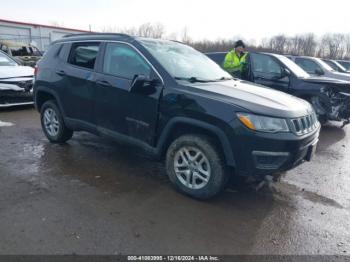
[{"x1": 99, "y1": 23, "x2": 350, "y2": 59}]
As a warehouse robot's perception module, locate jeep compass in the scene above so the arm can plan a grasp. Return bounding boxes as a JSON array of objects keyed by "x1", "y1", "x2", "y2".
[{"x1": 34, "y1": 34, "x2": 320, "y2": 199}]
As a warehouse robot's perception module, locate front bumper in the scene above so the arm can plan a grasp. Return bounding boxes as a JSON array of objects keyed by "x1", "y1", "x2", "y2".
[
  {"x1": 0, "y1": 79, "x2": 34, "y2": 107},
  {"x1": 228, "y1": 120, "x2": 321, "y2": 177},
  {"x1": 0, "y1": 90, "x2": 34, "y2": 107}
]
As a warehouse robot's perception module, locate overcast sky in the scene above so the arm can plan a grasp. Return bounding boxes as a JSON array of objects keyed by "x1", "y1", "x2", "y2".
[{"x1": 2, "y1": 0, "x2": 349, "y2": 42}]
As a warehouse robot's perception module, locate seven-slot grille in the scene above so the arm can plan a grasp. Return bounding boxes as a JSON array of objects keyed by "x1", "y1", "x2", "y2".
[{"x1": 290, "y1": 113, "x2": 318, "y2": 135}]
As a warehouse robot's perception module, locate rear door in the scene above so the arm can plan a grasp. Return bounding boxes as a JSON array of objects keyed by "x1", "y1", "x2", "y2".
[
  {"x1": 95, "y1": 42, "x2": 163, "y2": 146},
  {"x1": 248, "y1": 53, "x2": 290, "y2": 92},
  {"x1": 60, "y1": 42, "x2": 100, "y2": 127}
]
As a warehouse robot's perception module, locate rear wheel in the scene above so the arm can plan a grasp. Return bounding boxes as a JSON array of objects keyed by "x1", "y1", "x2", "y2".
[
  {"x1": 166, "y1": 134, "x2": 228, "y2": 199},
  {"x1": 40, "y1": 100, "x2": 73, "y2": 143}
]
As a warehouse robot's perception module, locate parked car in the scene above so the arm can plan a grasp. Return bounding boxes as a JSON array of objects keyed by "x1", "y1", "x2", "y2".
[
  {"x1": 0, "y1": 40, "x2": 42, "y2": 67},
  {"x1": 34, "y1": 34, "x2": 320, "y2": 199},
  {"x1": 322, "y1": 59, "x2": 350, "y2": 74},
  {"x1": 207, "y1": 52, "x2": 350, "y2": 126},
  {"x1": 337, "y1": 60, "x2": 350, "y2": 71},
  {"x1": 287, "y1": 55, "x2": 350, "y2": 82},
  {"x1": 0, "y1": 50, "x2": 34, "y2": 107}
]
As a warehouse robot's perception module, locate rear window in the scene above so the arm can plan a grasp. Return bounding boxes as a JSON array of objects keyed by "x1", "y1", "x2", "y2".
[{"x1": 68, "y1": 42, "x2": 100, "y2": 70}]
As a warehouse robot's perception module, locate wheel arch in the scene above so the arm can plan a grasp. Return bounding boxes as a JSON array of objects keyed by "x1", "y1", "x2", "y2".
[
  {"x1": 156, "y1": 117, "x2": 236, "y2": 167},
  {"x1": 35, "y1": 87, "x2": 64, "y2": 115}
]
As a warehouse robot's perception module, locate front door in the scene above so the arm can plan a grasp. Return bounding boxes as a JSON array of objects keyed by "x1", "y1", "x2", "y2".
[
  {"x1": 249, "y1": 53, "x2": 290, "y2": 92},
  {"x1": 95, "y1": 42, "x2": 163, "y2": 146}
]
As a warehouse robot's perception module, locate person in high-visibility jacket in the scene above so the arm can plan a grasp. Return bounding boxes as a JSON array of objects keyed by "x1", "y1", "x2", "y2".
[{"x1": 223, "y1": 40, "x2": 248, "y2": 78}]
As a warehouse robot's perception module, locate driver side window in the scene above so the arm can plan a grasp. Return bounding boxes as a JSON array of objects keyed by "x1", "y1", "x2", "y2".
[
  {"x1": 251, "y1": 53, "x2": 282, "y2": 76},
  {"x1": 103, "y1": 43, "x2": 151, "y2": 80}
]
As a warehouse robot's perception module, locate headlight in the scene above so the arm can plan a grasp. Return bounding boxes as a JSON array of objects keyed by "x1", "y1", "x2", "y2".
[{"x1": 237, "y1": 113, "x2": 289, "y2": 133}]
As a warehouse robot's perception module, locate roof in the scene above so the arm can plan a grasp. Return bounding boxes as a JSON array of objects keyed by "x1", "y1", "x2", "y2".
[
  {"x1": 0, "y1": 18, "x2": 90, "y2": 33},
  {"x1": 54, "y1": 33, "x2": 134, "y2": 43}
]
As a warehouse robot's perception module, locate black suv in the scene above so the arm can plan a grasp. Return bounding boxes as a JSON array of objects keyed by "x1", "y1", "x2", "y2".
[
  {"x1": 207, "y1": 52, "x2": 350, "y2": 126},
  {"x1": 34, "y1": 34, "x2": 320, "y2": 199}
]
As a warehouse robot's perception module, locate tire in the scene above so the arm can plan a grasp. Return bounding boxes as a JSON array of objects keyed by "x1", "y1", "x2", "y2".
[
  {"x1": 166, "y1": 134, "x2": 228, "y2": 200},
  {"x1": 40, "y1": 100, "x2": 73, "y2": 143}
]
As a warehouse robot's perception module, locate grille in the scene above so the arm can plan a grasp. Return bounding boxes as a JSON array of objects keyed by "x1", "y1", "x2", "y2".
[{"x1": 290, "y1": 113, "x2": 319, "y2": 135}]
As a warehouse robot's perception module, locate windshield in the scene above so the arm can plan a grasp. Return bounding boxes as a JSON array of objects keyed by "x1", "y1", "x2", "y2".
[
  {"x1": 314, "y1": 58, "x2": 335, "y2": 72},
  {"x1": 0, "y1": 51, "x2": 18, "y2": 66},
  {"x1": 333, "y1": 60, "x2": 348, "y2": 72},
  {"x1": 338, "y1": 61, "x2": 350, "y2": 70},
  {"x1": 276, "y1": 55, "x2": 310, "y2": 78},
  {"x1": 139, "y1": 38, "x2": 232, "y2": 82},
  {"x1": 323, "y1": 60, "x2": 339, "y2": 71}
]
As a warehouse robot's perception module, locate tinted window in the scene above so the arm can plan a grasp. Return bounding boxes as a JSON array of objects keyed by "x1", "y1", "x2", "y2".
[
  {"x1": 251, "y1": 53, "x2": 282, "y2": 74},
  {"x1": 103, "y1": 43, "x2": 151, "y2": 79},
  {"x1": 295, "y1": 58, "x2": 321, "y2": 74},
  {"x1": 323, "y1": 60, "x2": 338, "y2": 71},
  {"x1": 206, "y1": 53, "x2": 226, "y2": 66},
  {"x1": 68, "y1": 42, "x2": 100, "y2": 69}
]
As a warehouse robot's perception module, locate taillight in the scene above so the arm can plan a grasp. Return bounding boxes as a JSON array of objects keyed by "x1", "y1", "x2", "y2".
[{"x1": 34, "y1": 66, "x2": 38, "y2": 76}]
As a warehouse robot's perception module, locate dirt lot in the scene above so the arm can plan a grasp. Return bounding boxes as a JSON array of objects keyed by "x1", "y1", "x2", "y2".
[{"x1": 0, "y1": 107, "x2": 349, "y2": 255}]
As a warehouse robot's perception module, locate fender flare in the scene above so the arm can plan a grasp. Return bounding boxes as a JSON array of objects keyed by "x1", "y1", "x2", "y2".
[
  {"x1": 156, "y1": 117, "x2": 236, "y2": 167},
  {"x1": 35, "y1": 86, "x2": 66, "y2": 116}
]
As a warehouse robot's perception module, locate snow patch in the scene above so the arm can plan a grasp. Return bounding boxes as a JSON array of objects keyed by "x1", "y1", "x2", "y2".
[{"x1": 0, "y1": 121, "x2": 14, "y2": 127}]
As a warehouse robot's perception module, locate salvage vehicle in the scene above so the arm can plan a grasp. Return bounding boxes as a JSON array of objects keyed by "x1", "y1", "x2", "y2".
[
  {"x1": 287, "y1": 55, "x2": 350, "y2": 83},
  {"x1": 207, "y1": 52, "x2": 350, "y2": 126},
  {"x1": 322, "y1": 59, "x2": 350, "y2": 74},
  {"x1": 0, "y1": 50, "x2": 34, "y2": 107},
  {"x1": 34, "y1": 34, "x2": 320, "y2": 199},
  {"x1": 337, "y1": 60, "x2": 350, "y2": 71},
  {"x1": 0, "y1": 40, "x2": 42, "y2": 67}
]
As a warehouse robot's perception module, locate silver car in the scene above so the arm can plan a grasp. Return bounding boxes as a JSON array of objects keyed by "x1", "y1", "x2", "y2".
[
  {"x1": 288, "y1": 55, "x2": 350, "y2": 82},
  {"x1": 0, "y1": 50, "x2": 34, "y2": 107}
]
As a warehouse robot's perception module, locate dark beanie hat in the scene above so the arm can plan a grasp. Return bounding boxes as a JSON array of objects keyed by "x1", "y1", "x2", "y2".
[{"x1": 235, "y1": 40, "x2": 245, "y2": 48}]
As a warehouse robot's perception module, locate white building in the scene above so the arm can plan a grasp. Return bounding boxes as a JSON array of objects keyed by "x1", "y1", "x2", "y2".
[{"x1": 0, "y1": 18, "x2": 89, "y2": 51}]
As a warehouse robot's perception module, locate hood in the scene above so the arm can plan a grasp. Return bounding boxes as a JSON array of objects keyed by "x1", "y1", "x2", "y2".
[
  {"x1": 327, "y1": 71, "x2": 350, "y2": 82},
  {"x1": 0, "y1": 66, "x2": 34, "y2": 79},
  {"x1": 187, "y1": 80, "x2": 313, "y2": 118},
  {"x1": 303, "y1": 76, "x2": 350, "y2": 84},
  {"x1": 303, "y1": 76, "x2": 350, "y2": 93}
]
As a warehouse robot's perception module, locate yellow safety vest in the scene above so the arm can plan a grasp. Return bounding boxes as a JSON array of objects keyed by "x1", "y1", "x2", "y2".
[{"x1": 223, "y1": 50, "x2": 248, "y2": 74}]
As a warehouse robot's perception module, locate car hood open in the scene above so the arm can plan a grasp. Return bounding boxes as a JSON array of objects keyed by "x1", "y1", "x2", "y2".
[
  {"x1": 0, "y1": 66, "x2": 34, "y2": 79},
  {"x1": 186, "y1": 80, "x2": 313, "y2": 118}
]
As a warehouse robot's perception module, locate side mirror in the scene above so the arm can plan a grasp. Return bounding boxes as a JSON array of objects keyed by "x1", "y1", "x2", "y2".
[
  {"x1": 315, "y1": 68, "x2": 324, "y2": 76},
  {"x1": 273, "y1": 68, "x2": 290, "y2": 80},
  {"x1": 130, "y1": 74, "x2": 158, "y2": 95},
  {"x1": 281, "y1": 68, "x2": 291, "y2": 78}
]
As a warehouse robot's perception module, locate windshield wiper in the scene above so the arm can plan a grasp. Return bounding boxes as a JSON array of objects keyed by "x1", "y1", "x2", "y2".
[
  {"x1": 174, "y1": 76, "x2": 216, "y2": 83},
  {"x1": 216, "y1": 76, "x2": 233, "y2": 81}
]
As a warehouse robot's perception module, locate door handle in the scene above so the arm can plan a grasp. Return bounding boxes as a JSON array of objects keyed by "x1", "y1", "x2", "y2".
[
  {"x1": 56, "y1": 70, "x2": 66, "y2": 76},
  {"x1": 96, "y1": 80, "x2": 112, "y2": 87}
]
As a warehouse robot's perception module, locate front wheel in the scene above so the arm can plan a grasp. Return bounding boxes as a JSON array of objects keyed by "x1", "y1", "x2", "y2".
[
  {"x1": 40, "y1": 100, "x2": 73, "y2": 143},
  {"x1": 166, "y1": 134, "x2": 228, "y2": 200}
]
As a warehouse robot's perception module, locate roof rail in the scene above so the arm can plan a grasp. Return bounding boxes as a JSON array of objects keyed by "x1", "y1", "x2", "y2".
[{"x1": 63, "y1": 32, "x2": 131, "y2": 38}]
